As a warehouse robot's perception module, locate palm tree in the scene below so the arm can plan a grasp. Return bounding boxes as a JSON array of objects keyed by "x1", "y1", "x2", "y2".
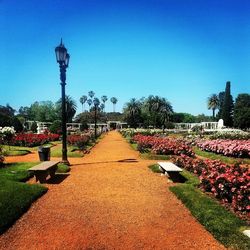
[
  {"x1": 123, "y1": 98, "x2": 142, "y2": 128},
  {"x1": 160, "y1": 99, "x2": 173, "y2": 129},
  {"x1": 110, "y1": 97, "x2": 118, "y2": 112},
  {"x1": 207, "y1": 94, "x2": 219, "y2": 119},
  {"x1": 79, "y1": 95, "x2": 87, "y2": 112},
  {"x1": 56, "y1": 95, "x2": 77, "y2": 122},
  {"x1": 87, "y1": 99, "x2": 92, "y2": 111},
  {"x1": 101, "y1": 95, "x2": 108, "y2": 112},
  {"x1": 88, "y1": 91, "x2": 95, "y2": 99},
  {"x1": 100, "y1": 103, "x2": 105, "y2": 112}
]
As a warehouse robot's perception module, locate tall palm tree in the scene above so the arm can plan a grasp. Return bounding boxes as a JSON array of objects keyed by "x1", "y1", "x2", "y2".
[
  {"x1": 100, "y1": 103, "x2": 105, "y2": 112},
  {"x1": 101, "y1": 95, "x2": 108, "y2": 112},
  {"x1": 56, "y1": 95, "x2": 77, "y2": 122},
  {"x1": 110, "y1": 97, "x2": 118, "y2": 112},
  {"x1": 207, "y1": 94, "x2": 219, "y2": 119},
  {"x1": 160, "y1": 99, "x2": 173, "y2": 129},
  {"x1": 87, "y1": 99, "x2": 92, "y2": 111},
  {"x1": 79, "y1": 95, "x2": 87, "y2": 112},
  {"x1": 88, "y1": 91, "x2": 95, "y2": 99}
]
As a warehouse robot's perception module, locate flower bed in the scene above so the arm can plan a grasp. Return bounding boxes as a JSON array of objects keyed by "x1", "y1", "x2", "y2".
[
  {"x1": 11, "y1": 133, "x2": 60, "y2": 147},
  {"x1": 197, "y1": 139, "x2": 250, "y2": 158},
  {"x1": 133, "y1": 134, "x2": 194, "y2": 157},
  {"x1": 67, "y1": 134, "x2": 91, "y2": 150},
  {"x1": 172, "y1": 155, "x2": 250, "y2": 216}
]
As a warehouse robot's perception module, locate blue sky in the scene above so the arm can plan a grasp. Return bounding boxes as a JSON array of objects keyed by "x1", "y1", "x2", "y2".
[{"x1": 0, "y1": 0, "x2": 249, "y2": 115}]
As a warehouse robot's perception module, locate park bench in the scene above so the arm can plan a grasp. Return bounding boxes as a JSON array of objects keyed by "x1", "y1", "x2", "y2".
[
  {"x1": 158, "y1": 162, "x2": 183, "y2": 182},
  {"x1": 28, "y1": 161, "x2": 59, "y2": 183}
]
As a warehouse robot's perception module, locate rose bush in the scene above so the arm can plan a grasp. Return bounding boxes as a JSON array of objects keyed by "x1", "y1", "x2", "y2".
[
  {"x1": 133, "y1": 134, "x2": 194, "y2": 157},
  {"x1": 11, "y1": 133, "x2": 60, "y2": 147},
  {"x1": 197, "y1": 139, "x2": 250, "y2": 158},
  {"x1": 172, "y1": 155, "x2": 250, "y2": 215}
]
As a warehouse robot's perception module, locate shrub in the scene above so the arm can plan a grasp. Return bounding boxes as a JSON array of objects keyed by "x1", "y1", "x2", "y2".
[
  {"x1": 67, "y1": 134, "x2": 91, "y2": 150},
  {"x1": 132, "y1": 134, "x2": 194, "y2": 157},
  {"x1": 197, "y1": 139, "x2": 250, "y2": 158},
  {"x1": 172, "y1": 155, "x2": 250, "y2": 216}
]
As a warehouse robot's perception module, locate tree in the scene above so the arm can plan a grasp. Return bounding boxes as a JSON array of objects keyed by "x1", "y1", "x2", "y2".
[
  {"x1": 110, "y1": 97, "x2": 118, "y2": 112},
  {"x1": 221, "y1": 81, "x2": 234, "y2": 127},
  {"x1": 79, "y1": 95, "x2": 87, "y2": 112},
  {"x1": 101, "y1": 95, "x2": 108, "y2": 112},
  {"x1": 207, "y1": 94, "x2": 219, "y2": 119},
  {"x1": 87, "y1": 99, "x2": 92, "y2": 111},
  {"x1": 217, "y1": 91, "x2": 225, "y2": 119},
  {"x1": 29, "y1": 101, "x2": 57, "y2": 122},
  {"x1": 123, "y1": 98, "x2": 142, "y2": 128},
  {"x1": 233, "y1": 94, "x2": 250, "y2": 129},
  {"x1": 88, "y1": 91, "x2": 95, "y2": 99},
  {"x1": 56, "y1": 95, "x2": 77, "y2": 122}
]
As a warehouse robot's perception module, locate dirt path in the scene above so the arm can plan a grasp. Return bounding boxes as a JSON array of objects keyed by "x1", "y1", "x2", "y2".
[{"x1": 0, "y1": 131, "x2": 225, "y2": 249}]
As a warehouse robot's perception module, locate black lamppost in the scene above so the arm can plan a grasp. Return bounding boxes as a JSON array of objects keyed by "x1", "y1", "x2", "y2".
[
  {"x1": 93, "y1": 98, "x2": 100, "y2": 138},
  {"x1": 55, "y1": 39, "x2": 70, "y2": 165}
]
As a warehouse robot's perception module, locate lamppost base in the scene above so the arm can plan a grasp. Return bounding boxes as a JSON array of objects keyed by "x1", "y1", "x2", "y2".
[{"x1": 60, "y1": 159, "x2": 70, "y2": 166}]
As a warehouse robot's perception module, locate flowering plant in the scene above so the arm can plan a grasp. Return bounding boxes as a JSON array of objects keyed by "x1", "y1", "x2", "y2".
[
  {"x1": 11, "y1": 133, "x2": 60, "y2": 147},
  {"x1": 172, "y1": 155, "x2": 250, "y2": 215},
  {"x1": 197, "y1": 139, "x2": 250, "y2": 158},
  {"x1": 132, "y1": 134, "x2": 194, "y2": 157}
]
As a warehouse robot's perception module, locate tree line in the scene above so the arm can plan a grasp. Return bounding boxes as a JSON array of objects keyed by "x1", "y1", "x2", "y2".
[{"x1": 207, "y1": 81, "x2": 250, "y2": 129}]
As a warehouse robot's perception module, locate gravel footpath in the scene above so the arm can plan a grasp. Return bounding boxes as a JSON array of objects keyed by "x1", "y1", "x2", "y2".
[{"x1": 0, "y1": 131, "x2": 225, "y2": 250}]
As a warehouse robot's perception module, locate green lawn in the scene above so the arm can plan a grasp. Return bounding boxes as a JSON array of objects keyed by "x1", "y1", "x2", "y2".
[
  {"x1": 0, "y1": 162, "x2": 47, "y2": 234},
  {"x1": 194, "y1": 146, "x2": 250, "y2": 165},
  {"x1": 50, "y1": 144, "x2": 83, "y2": 157}
]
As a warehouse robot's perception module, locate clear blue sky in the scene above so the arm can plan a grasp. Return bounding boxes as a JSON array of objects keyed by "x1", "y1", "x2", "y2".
[{"x1": 1, "y1": 0, "x2": 249, "y2": 115}]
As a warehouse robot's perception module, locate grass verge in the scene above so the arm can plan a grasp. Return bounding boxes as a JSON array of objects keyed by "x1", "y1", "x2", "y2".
[
  {"x1": 148, "y1": 164, "x2": 163, "y2": 173},
  {"x1": 0, "y1": 163, "x2": 47, "y2": 234},
  {"x1": 50, "y1": 144, "x2": 83, "y2": 157},
  {"x1": 194, "y1": 146, "x2": 250, "y2": 165},
  {"x1": 56, "y1": 163, "x2": 70, "y2": 173},
  {"x1": 169, "y1": 180, "x2": 250, "y2": 249}
]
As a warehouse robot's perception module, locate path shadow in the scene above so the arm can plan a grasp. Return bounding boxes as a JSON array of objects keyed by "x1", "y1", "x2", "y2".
[
  {"x1": 47, "y1": 173, "x2": 69, "y2": 184},
  {"x1": 71, "y1": 158, "x2": 138, "y2": 166}
]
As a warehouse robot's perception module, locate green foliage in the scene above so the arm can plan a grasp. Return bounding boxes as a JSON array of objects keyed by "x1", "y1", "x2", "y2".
[
  {"x1": 148, "y1": 164, "x2": 163, "y2": 173},
  {"x1": 221, "y1": 81, "x2": 234, "y2": 127},
  {"x1": 56, "y1": 95, "x2": 77, "y2": 123},
  {"x1": 234, "y1": 94, "x2": 250, "y2": 129},
  {"x1": 170, "y1": 184, "x2": 250, "y2": 250},
  {"x1": 207, "y1": 94, "x2": 219, "y2": 119},
  {"x1": 49, "y1": 120, "x2": 62, "y2": 134},
  {"x1": 31, "y1": 121, "x2": 37, "y2": 133},
  {"x1": 29, "y1": 101, "x2": 57, "y2": 122},
  {"x1": 56, "y1": 163, "x2": 70, "y2": 173}
]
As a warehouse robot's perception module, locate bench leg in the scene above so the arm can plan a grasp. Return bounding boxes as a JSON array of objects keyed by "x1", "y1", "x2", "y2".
[
  {"x1": 35, "y1": 172, "x2": 48, "y2": 183},
  {"x1": 49, "y1": 167, "x2": 56, "y2": 179}
]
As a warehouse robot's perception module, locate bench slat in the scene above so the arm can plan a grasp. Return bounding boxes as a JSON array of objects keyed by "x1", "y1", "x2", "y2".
[
  {"x1": 28, "y1": 161, "x2": 60, "y2": 171},
  {"x1": 158, "y1": 162, "x2": 182, "y2": 172}
]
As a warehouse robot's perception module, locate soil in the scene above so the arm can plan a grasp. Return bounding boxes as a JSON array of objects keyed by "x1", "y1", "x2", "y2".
[{"x1": 0, "y1": 131, "x2": 225, "y2": 249}]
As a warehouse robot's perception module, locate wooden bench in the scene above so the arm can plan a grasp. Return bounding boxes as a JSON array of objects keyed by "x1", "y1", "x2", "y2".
[
  {"x1": 158, "y1": 162, "x2": 183, "y2": 182},
  {"x1": 158, "y1": 162, "x2": 182, "y2": 173},
  {"x1": 28, "y1": 161, "x2": 59, "y2": 183}
]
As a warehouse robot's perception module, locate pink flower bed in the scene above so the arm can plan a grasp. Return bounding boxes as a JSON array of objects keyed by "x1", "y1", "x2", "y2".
[
  {"x1": 197, "y1": 139, "x2": 250, "y2": 158},
  {"x1": 133, "y1": 134, "x2": 194, "y2": 157},
  {"x1": 172, "y1": 155, "x2": 250, "y2": 215},
  {"x1": 12, "y1": 133, "x2": 60, "y2": 147}
]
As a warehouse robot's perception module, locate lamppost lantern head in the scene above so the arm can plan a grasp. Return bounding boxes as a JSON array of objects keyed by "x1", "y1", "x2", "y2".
[
  {"x1": 55, "y1": 39, "x2": 68, "y2": 65},
  {"x1": 65, "y1": 53, "x2": 70, "y2": 68}
]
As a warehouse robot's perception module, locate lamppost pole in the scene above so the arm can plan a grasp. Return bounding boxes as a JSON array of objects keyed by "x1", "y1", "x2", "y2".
[
  {"x1": 93, "y1": 98, "x2": 100, "y2": 139},
  {"x1": 94, "y1": 104, "x2": 97, "y2": 139},
  {"x1": 55, "y1": 39, "x2": 70, "y2": 165}
]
